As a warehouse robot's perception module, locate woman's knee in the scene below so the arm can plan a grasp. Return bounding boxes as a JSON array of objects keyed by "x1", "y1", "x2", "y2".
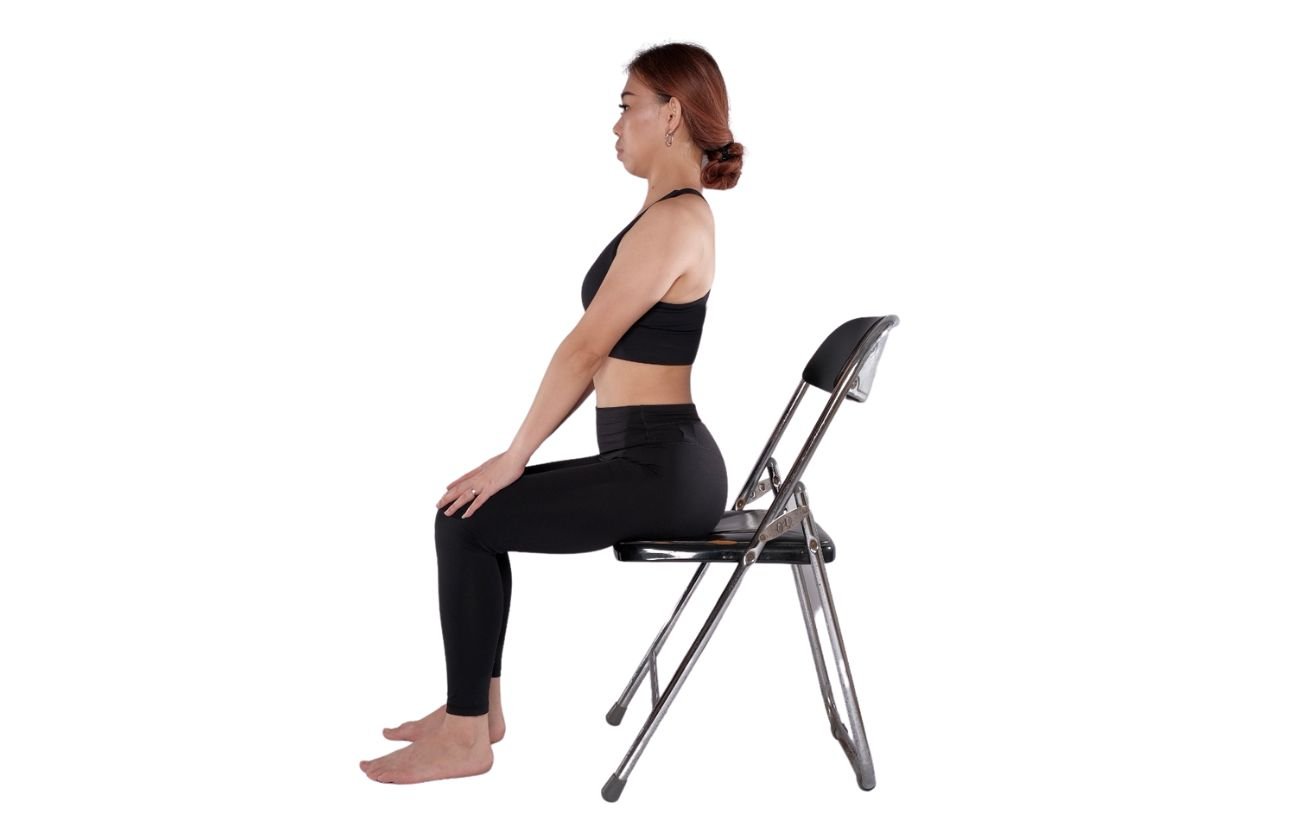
[{"x1": 435, "y1": 506, "x2": 492, "y2": 555}]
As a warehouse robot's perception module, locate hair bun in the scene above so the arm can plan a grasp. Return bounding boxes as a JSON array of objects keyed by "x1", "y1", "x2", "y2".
[{"x1": 703, "y1": 140, "x2": 741, "y2": 190}]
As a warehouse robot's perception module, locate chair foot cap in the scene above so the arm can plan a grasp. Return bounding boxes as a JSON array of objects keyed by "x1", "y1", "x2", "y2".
[
  {"x1": 605, "y1": 703, "x2": 626, "y2": 726},
  {"x1": 602, "y1": 774, "x2": 626, "y2": 802}
]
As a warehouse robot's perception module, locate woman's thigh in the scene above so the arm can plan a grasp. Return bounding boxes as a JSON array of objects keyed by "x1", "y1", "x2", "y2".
[
  {"x1": 520, "y1": 453, "x2": 603, "y2": 475},
  {"x1": 438, "y1": 452, "x2": 667, "y2": 556}
]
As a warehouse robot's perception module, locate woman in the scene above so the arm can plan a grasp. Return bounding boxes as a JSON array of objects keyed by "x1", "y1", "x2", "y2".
[{"x1": 361, "y1": 42, "x2": 743, "y2": 784}]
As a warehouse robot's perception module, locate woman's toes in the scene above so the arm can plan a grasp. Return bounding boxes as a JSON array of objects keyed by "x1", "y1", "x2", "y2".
[
  {"x1": 383, "y1": 721, "x2": 421, "y2": 741},
  {"x1": 362, "y1": 749, "x2": 395, "y2": 778}
]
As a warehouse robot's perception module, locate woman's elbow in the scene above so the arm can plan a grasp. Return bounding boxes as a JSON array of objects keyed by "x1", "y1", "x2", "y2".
[{"x1": 559, "y1": 336, "x2": 606, "y2": 370}]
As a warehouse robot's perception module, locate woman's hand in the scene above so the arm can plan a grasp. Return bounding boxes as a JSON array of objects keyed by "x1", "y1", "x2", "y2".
[{"x1": 438, "y1": 449, "x2": 527, "y2": 519}]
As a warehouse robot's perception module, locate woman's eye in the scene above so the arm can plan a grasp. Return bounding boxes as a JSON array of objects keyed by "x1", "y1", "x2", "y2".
[{"x1": 618, "y1": 104, "x2": 629, "y2": 111}]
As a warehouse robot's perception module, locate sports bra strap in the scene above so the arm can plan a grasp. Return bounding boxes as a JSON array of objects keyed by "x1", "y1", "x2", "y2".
[{"x1": 633, "y1": 187, "x2": 703, "y2": 220}]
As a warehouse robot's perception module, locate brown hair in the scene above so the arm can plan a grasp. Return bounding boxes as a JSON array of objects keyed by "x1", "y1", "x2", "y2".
[{"x1": 625, "y1": 42, "x2": 743, "y2": 190}]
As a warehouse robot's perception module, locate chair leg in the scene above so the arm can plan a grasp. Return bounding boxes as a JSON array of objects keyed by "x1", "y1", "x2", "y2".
[
  {"x1": 792, "y1": 548, "x2": 876, "y2": 791},
  {"x1": 605, "y1": 562, "x2": 711, "y2": 726},
  {"x1": 791, "y1": 561, "x2": 845, "y2": 736},
  {"x1": 602, "y1": 559, "x2": 752, "y2": 802}
]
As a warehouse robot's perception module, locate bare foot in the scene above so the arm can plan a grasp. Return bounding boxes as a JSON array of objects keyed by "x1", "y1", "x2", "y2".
[
  {"x1": 383, "y1": 703, "x2": 506, "y2": 743},
  {"x1": 360, "y1": 729, "x2": 493, "y2": 784}
]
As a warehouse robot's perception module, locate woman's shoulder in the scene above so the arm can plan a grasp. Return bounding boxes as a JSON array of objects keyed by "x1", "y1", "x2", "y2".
[{"x1": 632, "y1": 190, "x2": 714, "y2": 238}]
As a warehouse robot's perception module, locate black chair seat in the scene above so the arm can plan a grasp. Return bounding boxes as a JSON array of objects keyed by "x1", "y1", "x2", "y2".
[{"x1": 613, "y1": 508, "x2": 836, "y2": 564}]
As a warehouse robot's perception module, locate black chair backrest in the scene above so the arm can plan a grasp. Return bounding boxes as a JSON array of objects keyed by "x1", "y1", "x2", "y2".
[
  {"x1": 802, "y1": 316, "x2": 895, "y2": 399},
  {"x1": 736, "y1": 316, "x2": 899, "y2": 536}
]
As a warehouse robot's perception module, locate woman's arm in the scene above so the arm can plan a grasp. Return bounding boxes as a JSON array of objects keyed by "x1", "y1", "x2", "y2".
[
  {"x1": 504, "y1": 196, "x2": 692, "y2": 463},
  {"x1": 506, "y1": 339, "x2": 602, "y2": 464},
  {"x1": 563, "y1": 378, "x2": 596, "y2": 427}
]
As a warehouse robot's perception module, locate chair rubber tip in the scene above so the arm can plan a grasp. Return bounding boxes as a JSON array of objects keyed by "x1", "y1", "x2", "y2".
[
  {"x1": 605, "y1": 703, "x2": 626, "y2": 726},
  {"x1": 602, "y1": 774, "x2": 626, "y2": 802}
]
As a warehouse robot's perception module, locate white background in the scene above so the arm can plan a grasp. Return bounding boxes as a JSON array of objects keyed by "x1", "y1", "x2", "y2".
[{"x1": 2, "y1": 1, "x2": 1297, "y2": 813}]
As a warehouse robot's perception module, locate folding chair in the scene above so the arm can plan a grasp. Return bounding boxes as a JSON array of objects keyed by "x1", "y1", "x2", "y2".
[{"x1": 600, "y1": 314, "x2": 899, "y2": 802}]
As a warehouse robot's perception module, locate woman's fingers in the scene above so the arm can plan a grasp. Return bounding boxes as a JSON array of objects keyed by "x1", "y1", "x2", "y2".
[
  {"x1": 439, "y1": 456, "x2": 505, "y2": 517},
  {"x1": 439, "y1": 473, "x2": 473, "y2": 507},
  {"x1": 442, "y1": 467, "x2": 481, "y2": 508},
  {"x1": 462, "y1": 490, "x2": 490, "y2": 519},
  {"x1": 441, "y1": 488, "x2": 475, "y2": 516},
  {"x1": 446, "y1": 467, "x2": 479, "y2": 490}
]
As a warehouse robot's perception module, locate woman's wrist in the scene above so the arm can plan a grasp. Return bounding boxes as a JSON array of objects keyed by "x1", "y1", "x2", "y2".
[{"x1": 504, "y1": 444, "x2": 532, "y2": 467}]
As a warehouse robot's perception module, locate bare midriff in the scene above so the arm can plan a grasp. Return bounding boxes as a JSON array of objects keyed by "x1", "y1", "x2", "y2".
[{"x1": 594, "y1": 357, "x2": 694, "y2": 408}]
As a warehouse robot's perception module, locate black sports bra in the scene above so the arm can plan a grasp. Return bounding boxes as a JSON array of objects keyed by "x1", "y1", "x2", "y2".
[{"x1": 580, "y1": 188, "x2": 710, "y2": 365}]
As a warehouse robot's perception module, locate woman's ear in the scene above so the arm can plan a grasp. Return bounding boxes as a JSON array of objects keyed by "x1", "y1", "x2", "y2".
[{"x1": 664, "y1": 96, "x2": 681, "y2": 126}]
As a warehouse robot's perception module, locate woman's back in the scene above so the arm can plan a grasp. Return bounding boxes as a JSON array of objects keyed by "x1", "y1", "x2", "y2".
[{"x1": 585, "y1": 187, "x2": 716, "y2": 408}]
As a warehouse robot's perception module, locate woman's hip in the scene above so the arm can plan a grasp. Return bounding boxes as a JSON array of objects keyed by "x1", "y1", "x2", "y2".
[
  {"x1": 596, "y1": 402, "x2": 702, "y2": 452},
  {"x1": 595, "y1": 402, "x2": 728, "y2": 528}
]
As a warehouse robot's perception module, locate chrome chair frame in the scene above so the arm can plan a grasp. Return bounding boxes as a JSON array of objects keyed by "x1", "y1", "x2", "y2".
[{"x1": 600, "y1": 315, "x2": 899, "y2": 802}]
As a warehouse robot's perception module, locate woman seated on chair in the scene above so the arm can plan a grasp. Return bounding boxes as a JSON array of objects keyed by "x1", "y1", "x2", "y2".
[{"x1": 360, "y1": 41, "x2": 742, "y2": 784}]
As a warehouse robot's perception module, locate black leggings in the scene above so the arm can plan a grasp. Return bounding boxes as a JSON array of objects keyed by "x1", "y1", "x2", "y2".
[{"x1": 433, "y1": 402, "x2": 728, "y2": 716}]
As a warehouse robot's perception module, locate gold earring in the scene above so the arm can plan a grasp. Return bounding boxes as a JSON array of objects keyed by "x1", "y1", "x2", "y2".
[{"x1": 664, "y1": 131, "x2": 674, "y2": 147}]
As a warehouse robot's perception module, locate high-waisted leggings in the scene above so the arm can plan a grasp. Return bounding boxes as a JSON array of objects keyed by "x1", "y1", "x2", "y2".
[{"x1": 433, "y1": 402, "x2": 728, "y2": 716}]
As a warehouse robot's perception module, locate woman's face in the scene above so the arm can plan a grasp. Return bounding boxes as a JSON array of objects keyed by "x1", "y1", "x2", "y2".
[{"x1": 613, "y1": 74, "x2": 668, "y2": 173}]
